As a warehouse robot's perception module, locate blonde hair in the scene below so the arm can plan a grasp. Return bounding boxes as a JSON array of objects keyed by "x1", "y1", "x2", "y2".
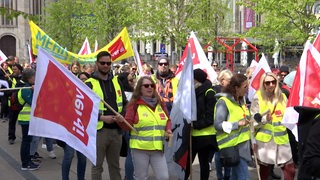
[
  {"x1": 259, "y1": 72, "x2": 285, "y2": 104},
  {"x1": 218, "y1": 69, "x2": 233, "y2": 83}
]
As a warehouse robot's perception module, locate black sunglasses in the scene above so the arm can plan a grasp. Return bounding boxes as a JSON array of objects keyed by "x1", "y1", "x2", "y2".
[
  {"x1": 264, "y1": 80, "x2": 277, "y2": 86},
  {"x1": 158, "y1": 62, "x2": 168, "y2": 66},
  {"x1": 98, "y1": 61, "x2": 112, "y2": 66},
  {"x1": 142, "y1": 84, "x2": 155, "y2": 88}
]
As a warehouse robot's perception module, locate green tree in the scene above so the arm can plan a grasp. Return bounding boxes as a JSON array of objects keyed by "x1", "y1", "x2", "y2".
[
  {"x1": 132, "y1": 0, "x2": 228, "y2": 55},
  {"x1": 42, "y1": 0, "x2": 137, "y2": 52},
  {"x1": 239, "y1": 0, "x2": 320, "y2": 49}
]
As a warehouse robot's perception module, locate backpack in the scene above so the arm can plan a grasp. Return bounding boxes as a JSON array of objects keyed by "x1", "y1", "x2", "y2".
[{"x1": 10, "y1": 90, "x2": 24, "y2": 111}]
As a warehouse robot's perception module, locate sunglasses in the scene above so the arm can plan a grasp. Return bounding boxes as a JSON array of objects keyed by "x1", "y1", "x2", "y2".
[
  {"x1": 98, "y1": 61, "x2": 112, "y2": 66},
  {"x1": 158, "y1": 62, "x2": 168, "y2": 66},
  {"x1": 142, "y1": 84, "x2": 155, "y2": 88},
  {"x1": 264, "y1": 80, "x2": 277, "y2": 86},
  {"x1": 131, "y1": 68, "x2": 137, "y2": 70}
]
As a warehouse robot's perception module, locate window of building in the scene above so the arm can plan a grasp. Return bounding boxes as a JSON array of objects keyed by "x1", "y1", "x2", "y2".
[
  {"x1": 0, "y1": 0, "x2": 17, "y2": 27},
  {"x1": 30, "y1": 0, "x2": 44, "y2": 15}
]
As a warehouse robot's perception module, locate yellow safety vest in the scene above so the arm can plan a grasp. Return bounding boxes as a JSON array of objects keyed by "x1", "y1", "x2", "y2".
[
  {"x1": 17, "y1": 90, "x2": 31, "y2": 122},
  {"x1": 192, "y1": 89, "x2": 217, "y2": 136},
  {"x1": 255, "y1": 91, "x2": 289, "y2": 145},
  {"x1": 156, "y1": 77, "x2": 178, "y2": 103},
  {"x1": 216, "y1": 96, "x2": 250, "y2": 149},
  {"x1": 130, "y1": 104, "x2": 168, "y2": 151},
  {"x1": 8, "y1": 66, "x2": 13, "y2": 74},
  {"x1": 85, "y1": 77, "x2": 123, "y2": 130}
]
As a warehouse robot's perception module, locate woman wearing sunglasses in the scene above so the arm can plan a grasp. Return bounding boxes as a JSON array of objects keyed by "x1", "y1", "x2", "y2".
[
  {"x1": 250, "y1": 72, "x2": 295, "y2": 180},
  {"x1": 119, "y1": 76, "x2": 172, "y2": 180}
]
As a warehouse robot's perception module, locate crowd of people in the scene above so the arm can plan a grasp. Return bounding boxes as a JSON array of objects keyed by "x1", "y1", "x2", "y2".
[{"x1": 0, "y1": 51, "x2": 306, "y2": 180}]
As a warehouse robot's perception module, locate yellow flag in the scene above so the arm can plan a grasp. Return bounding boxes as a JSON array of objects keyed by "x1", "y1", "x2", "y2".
[{"x1": 29, "y1": 21, "x2": 134, "y2": 64}]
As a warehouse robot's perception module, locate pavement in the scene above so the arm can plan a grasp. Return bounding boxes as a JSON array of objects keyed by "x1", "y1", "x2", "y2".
[{"x1": 0, "y1": 117, "x2": 295, "y2": 180}]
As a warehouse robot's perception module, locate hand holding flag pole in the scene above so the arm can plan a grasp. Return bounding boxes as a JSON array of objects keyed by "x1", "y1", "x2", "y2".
[
  {"x1": 100, "y1": 99, "x2": 137, "y2": 133},
  {"x1": 0, "y1": 66, "x2": 13, "y2": 83}
]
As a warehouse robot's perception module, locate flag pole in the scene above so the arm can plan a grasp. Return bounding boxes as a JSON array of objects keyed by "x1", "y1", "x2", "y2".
[
  {"x1": 250, "y1": 120, "x2": 261, "y2": 180},
  {"x1": 0, "y1": 86, "x2": 32, "y2": 91},
  {"x1": 100, "y1": 99, "x2": 137, "y2": 133},
  {"x1": 0, "y1": 66, "x2": 13, "y2": 83}
]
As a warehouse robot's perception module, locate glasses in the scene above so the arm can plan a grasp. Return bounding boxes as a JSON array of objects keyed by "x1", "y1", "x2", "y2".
[
  {"x1": 142, "y1": 84, "x2": 155, "y2": 88},
  {"x1": 131, "y1": 68, "x2": 137, "y2": 71},
  {"x1": 264, "y1": 80, "x2": 277, "y2": 86},
  {"x1": 212, "y1": 64, "x2": 218, "y2": 67},
  {"x1": 158, "y1": 62, "x2": 168, "y2": 66},
  {"x1": 98, "y1": 61, "x2": 112, "y2": 66}
]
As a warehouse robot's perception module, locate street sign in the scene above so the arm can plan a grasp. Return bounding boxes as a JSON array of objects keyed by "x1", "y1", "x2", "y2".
[{"x1": 160, "y1": 44, "x2": 166, "y2": 53}]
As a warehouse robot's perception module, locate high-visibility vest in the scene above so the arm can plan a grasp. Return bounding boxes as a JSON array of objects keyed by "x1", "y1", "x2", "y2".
[
  {"x1": 156, "y1": 77, "x2": 178, "y2": 103},
  {"x1": 85, "y1": 77, "x2": 123, "y2": 130},
  {"x1": 17, "y1": 89, "x2": 31, "y2": 123},
  {"x1": 8, "y1": 66, "x2": 13, "y2": 74},
  {"x1": 216, "y1": 96, "x2": 250, "y2": 149},
  {"x1": 255, "y1": 91, "x2": 289, "y2": 145},
  {"x1": 130, "y1": 104, "x2": 168, "y2": 151},
  {"x1": 192, "y1": 89, "x2": 217, "y2": 136}
]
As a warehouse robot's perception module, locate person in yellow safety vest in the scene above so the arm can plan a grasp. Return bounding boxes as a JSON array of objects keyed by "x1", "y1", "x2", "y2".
[
  {"x1": 17, "y1": 69, "x2": 40, "y2": 171},
  {"x1": 250, "y1": 72, "x2": 295, "y2": 180},
  {"x1": 214, "y1": 74, "x2": 251, "y2": 180},
  {"x1": 5, "y1": 56, "x2": 15, "y2": 75},
  {"x1": 184, "y1": 69, "x2": 219, "y2": 180},
  {"x1": 85, "y1": 51, "x2": 127, "y2": 180},
  {"x1": 155, "y1": 56, "x2": 178, "y2": 114},
  {"x1": 7, "y1": 63, "x2": 24, "y2": 144},
  {"x1": 118, "y1": 76, "x2": 172, "y2": 180}
]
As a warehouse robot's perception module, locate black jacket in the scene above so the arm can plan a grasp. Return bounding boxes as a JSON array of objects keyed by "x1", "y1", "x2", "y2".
[{"x1": 193, "y1": 80, "x2": 216, "y2": 130}]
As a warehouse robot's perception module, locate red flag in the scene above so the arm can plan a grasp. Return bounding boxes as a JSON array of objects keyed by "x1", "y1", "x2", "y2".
[
  {"x1": 283, "y1": 38, "x2": 320, "y2": 140},
  {"x1": 29, "y1": 48, "x2": 100, "y2": 165},
  {"x1": 175, "y1": 32, "x2": 217, "y2": 84},
  {"x1": 248, "y1": 54, "x2": 271, "y2": 101},
  {"x1": 78, "y1": 37, "x2": 92, "y2": 55}
]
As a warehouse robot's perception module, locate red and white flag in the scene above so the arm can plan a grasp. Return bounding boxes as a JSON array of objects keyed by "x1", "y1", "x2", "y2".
[
  {"x1": 27, "y1": 44, "x2": 35, "y2": 63},
  {"x1": 248, "y1": 54, "x2": 271, "y2": 101},
  {"x1": 78, "y1": 37, "x2": 92, "y2": 55},
  {"x1": 175, "y1": 32, "x2": 218, "y2": 84},
  {"x1": 133, "y1": 46, "x2": 144, "y2": 76},
  {"x1": 282, "y1": 38, "x2": 320, "y2": 140},
  {"x1": 29, "y1": 48, "x2": 100, "y2": 164},
  {"x1": 0, "y1": 49, "x2": 7, "y2": 65},
  {"x1": 94, "y1": 39, "x2": 99, "y2": 52}
]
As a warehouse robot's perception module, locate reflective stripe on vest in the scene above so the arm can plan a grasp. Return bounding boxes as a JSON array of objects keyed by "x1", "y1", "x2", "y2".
[
  {"x1": 156, "y1": 77, "x2": 178, "y2": 103},
  {"x1": 215, "y1": 97, "x2": 250, "y2": 149},
  {"x1": 130, "y1": 104, "x2": 168, "y2": 151},
  {"x1": 255, "y1": 91, "x2": 289, "y2": 145},
  {"x1": 17, "y1": 90, "x2": 31, "y2": 122},
  {"x1": 192, "y1": 89, "x2": 217, "y2": 136},
  {"x1": 85, "y1": 77, "x2": 123, "y2": 130}
]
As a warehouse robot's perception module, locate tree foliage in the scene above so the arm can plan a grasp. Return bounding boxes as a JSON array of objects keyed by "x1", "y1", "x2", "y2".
[
  {"x1": 239, "y1": 0, "x2": 320, "y2": 49},
  {"x1": 132, "y1": 0, "x2": 228, "y2": 52}
]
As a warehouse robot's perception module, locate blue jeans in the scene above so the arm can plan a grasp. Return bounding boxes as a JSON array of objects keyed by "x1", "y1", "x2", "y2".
[
  {"x1": 124, "y1": 132, "x2": 134, "y2": 180},
  {"x1": 30, "y1": 136, "x2": 55, "y2": 155},
  {"x1": 230, "y1": 158, "x2": 249, "y2": 180},
  {"x1": 215, "y1": 151, "x2": 231, "y2": 180},
  {"x1": 20, "y1": 124, "x2": 32, "y2": 167},
  {"x1": 62, "y1": 144, "x2": 86, "y2": 180}
]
